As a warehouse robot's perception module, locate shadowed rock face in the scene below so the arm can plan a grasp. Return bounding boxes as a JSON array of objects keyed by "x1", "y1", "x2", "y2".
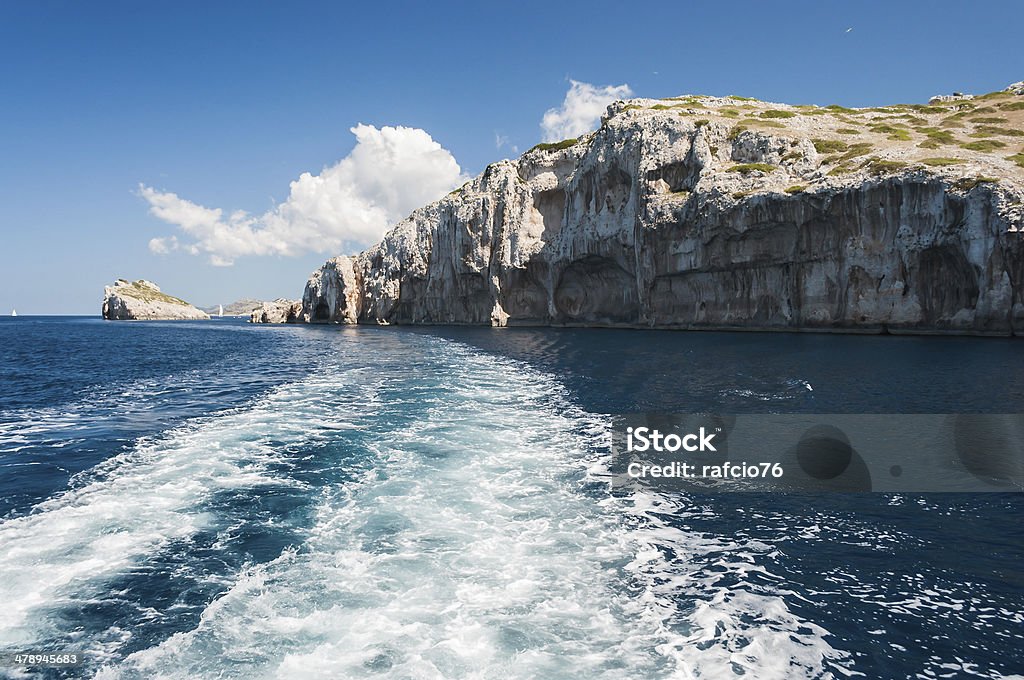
[
  {"x1": 249, "y1": 299, "x2": 301, "y2": 324},
  {"x1": 291, "y1": 92, "x2": 1024, "y2": 336},
  {"x1": 299, "y1": 257, "x2": 362, "y2": 324}
]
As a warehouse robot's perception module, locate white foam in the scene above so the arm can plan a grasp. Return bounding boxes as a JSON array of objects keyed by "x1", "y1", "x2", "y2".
[
  {"x1": 0, "y1": 361, "x2": 381, "y2": 649},
  {"x1": 95, "y1": 337, "x2": 848, "y2": 679}
]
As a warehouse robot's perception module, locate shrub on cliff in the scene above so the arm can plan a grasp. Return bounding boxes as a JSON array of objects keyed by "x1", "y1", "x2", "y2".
[{"x1": 529, "y1": 138, "x2": 578, "y2": 153}]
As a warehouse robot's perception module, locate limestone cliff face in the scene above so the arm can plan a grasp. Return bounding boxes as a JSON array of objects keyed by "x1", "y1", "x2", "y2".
[
  {"x1": 249, "y1": 299, "x2": 302, "y2": 324},
  {"x1": 102, "y1": 279, "x2": 210, "y2": 320},
  {"x1": 298, "y1": 257, "x2": 361, "y2": 324},
  {"x1": 294, "y1": 85, "x2": 1024, "y2": 335}
]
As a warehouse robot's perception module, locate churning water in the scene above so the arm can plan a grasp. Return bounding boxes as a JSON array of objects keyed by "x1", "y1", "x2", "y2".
[{"x1": 0, "y1": 318, "x2": 1021, "y2": 678}]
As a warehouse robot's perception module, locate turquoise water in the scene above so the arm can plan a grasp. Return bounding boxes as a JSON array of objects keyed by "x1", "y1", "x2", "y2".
[{"x1": 0, "y1": 317, "x2": 1021, "y2": 678}]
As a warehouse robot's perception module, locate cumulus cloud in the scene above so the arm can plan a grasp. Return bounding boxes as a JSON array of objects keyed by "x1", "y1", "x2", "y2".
[
  {"x1": 147, "y1": 235, "x2": 178, "y2": 255},
  {"x1": 143, "y1": 124, "x2": 467, "y2": 265},
  {"x1": 540, "y1": 80, "x2": 633, "y2": 142},
  {"x1": 494, "y1": 132, "x2": 518, "y2": 156}
]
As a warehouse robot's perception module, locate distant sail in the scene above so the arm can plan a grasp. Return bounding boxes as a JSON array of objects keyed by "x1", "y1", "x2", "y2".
[
  {"x1": 218, "y1": 304, "x2": 224, "y2": 317},
  {"x1": 10, "y1": 309, "x2": 15, "y2": 317}
]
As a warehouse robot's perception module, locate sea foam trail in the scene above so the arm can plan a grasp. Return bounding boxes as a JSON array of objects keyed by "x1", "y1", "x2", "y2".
[
  {"x1": 613, "y1": 493, "x2": 854, "y2": 679},
  {"x1": 98, "y1": 335, "x2": 849, "y2": 679},
  {"x1": 0, "y1": 355, "x2": 380, "y2": 650},
  {"x1": 0, "y1": 326, "x2": 317, "y2": 519}
]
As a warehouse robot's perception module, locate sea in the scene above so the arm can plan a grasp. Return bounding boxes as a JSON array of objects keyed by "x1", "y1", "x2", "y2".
[{"x1": 0, "y1": 316, "x2": 1021, "y2": 679}]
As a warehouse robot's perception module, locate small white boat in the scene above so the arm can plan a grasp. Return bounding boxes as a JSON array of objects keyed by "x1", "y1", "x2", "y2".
[
  {"x1": 10, "y1": 309, "x2": 15, "y2": 317},
  {"x1": 218, "y1": 304, "x2": 224, "y2": 317}
]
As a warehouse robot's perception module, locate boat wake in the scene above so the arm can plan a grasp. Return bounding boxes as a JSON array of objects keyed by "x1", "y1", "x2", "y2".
[{"x1": 0, "y1": 331, "x2": 849, "y2": 678}]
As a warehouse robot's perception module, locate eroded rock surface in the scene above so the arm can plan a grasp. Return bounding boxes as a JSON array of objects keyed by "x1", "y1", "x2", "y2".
[
  {"x1": 294, "y1": 83, "x2": 1024, "y2": 335},
  {"x1": 249, "y1": 299, "x2": 302, "y2": 324},
  {"x1": 299, "y1": 256, "x2": 361, "y2": 324}
]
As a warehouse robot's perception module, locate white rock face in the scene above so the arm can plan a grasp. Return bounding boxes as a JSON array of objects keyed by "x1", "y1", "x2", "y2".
[
  {"x1": 102, "y1": 280, "x2": 210, "y2": 320},
  {"x1": 249, "y1": 299, "x2": 302, "y2": 324},
  {"x1": 296, "y1": 90, "x2": 1024, "y2": 336},
  {"x1": 299, "y1": 256, "x2": 362, "y2": 324}
]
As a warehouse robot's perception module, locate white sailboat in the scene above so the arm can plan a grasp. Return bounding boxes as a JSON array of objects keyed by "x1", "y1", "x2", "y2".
[
  {"x1": 10, "y1": 309, "x2": 15, "y2": 317},
  {"x1": 218, "y1": 304, "x2": 224, "y2": 317}
]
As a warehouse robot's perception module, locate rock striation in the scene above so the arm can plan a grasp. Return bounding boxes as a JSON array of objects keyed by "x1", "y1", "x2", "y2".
[
  {"x1": 102, "y1": 279, "x2": 210, "y2": 320},
  {"x1": 249, "y1": 299, "x2": 302, "y2": 324},
  {"x1": 278, "y1": 82, "x2": 1024, "y2": 336}
]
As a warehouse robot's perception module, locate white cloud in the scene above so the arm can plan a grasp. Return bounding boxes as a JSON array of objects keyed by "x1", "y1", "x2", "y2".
[
  {"x1": 494, "y1": 133, "x2": 518, "y2": 155},
  {"x1": 540, "y1": 80, "x2": 633, "y2": 142},
  {"x1": 147, "y1": 235, "x2": 177, "y2": 254},
  {"x1": 143, "y1": 124, "x2": 467, "y2": 266}
]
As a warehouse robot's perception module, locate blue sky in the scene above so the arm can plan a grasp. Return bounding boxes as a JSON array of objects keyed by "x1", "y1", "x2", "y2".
[{"x1": 1, "y1": 0, "x2": 1022, "y2": 314}]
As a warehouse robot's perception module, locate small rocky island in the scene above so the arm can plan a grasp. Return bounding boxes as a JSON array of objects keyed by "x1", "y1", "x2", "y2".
[
  {"x1": 102, "y1": 279, "x2": 210, "y2": 320},
  {"x1": 252, "y1": 80, "x2": 1024, "y2": 336}
]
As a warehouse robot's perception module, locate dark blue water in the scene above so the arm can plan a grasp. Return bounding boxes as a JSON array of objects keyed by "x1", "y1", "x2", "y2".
[
  {"x1": 408, "y1": 326, "x2": 1024, "y2": 414},
  {"x1": 0, "y1": 317, "x2": 323, "y2": 518},
  {"x1": 0, "y1": 317, "x2": 1021, "y2": 679}
]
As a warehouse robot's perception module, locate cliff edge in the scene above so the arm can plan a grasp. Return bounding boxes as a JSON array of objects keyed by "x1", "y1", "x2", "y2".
[
  {"x1": 102, "y1": 279, "x2": 210, "y2": 320},
  {"x1": 287, "y1": 82, "x2": 1024, "y2": 335}
]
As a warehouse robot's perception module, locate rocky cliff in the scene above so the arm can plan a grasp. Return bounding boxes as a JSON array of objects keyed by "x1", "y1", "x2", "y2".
[
  {"x1": 102, "y1": 279, "x2": 210, "y2": 320},
  {"x1": 287, "y1": 83, "x2": 1024, "y2": 335},
  {"x1": 249, "y1": 299, "x2": 302, "y2": 324}
]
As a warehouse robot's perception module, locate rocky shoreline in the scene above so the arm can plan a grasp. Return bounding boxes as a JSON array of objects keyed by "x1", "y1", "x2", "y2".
[{"x1": 258, "y1": 83, "x2": 1024, "y2": 336}]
